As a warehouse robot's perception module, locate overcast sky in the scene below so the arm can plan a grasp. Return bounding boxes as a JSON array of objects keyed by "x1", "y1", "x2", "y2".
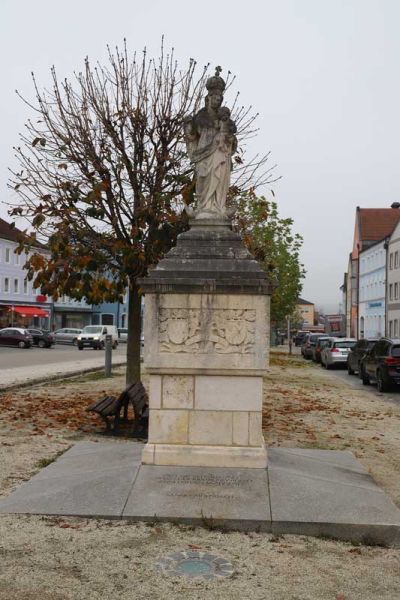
[{"x1": 1, "y1": 0, "x2": 399, "y2": 312}]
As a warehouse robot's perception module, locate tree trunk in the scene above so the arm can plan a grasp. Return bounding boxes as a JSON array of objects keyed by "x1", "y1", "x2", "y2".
[{"x1": 126, "y1": 282, "x2": 142, "y2": 384}]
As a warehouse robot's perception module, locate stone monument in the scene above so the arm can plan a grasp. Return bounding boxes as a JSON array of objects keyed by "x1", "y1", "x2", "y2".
[{"x1": 140, "y1": 67, "x2": 272, "y2": 469}]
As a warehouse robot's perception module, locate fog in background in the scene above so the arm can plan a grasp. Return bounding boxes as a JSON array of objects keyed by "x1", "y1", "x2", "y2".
[{"x1": 1, "y1": 0, "x2": 399, "y2": 313}]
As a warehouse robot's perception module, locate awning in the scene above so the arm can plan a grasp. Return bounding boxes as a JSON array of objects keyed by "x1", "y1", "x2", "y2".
[{"x1": 8, "y1": 306, "x2": 49, "y2": 318}]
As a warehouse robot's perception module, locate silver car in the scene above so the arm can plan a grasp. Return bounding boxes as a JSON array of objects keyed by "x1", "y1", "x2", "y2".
[
  {"x1": 53, "y1": 327, "x2": 82, "y2": 345},
  {"x1": 321, "y1": 338, "x2": 357, "y2": 369}
]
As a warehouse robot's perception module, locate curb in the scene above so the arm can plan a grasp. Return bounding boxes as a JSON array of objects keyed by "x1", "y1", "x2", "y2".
[{"x1": 0, "y1": 361, "x2": 127, "y2": 394}]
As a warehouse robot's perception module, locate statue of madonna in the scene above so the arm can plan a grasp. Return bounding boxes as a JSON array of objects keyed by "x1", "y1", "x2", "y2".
[{"x1": 184, "y1": 67, "x2": 237, "y2": 220}]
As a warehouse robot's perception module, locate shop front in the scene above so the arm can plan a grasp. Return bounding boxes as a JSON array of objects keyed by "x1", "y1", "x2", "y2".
[
  {"x1": 53, "y1": 305, "x2": 93, "y2": 329},
  {"x1": 0, "y1": 302, "x2": 52, "y2": 329}
]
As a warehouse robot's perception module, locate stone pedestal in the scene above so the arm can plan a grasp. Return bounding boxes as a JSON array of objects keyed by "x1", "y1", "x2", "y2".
[{"x1": 139, "y1": 220, "x2": 272, "y2": 469}]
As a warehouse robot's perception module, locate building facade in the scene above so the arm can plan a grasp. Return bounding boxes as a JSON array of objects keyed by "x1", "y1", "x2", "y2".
[
  {"x1": 53, "y1": 296, "x2": 93, "y2": 329},
  {"x1": 0, "y1": 217, "x2": 131, "y2": 331},
  {"x1": 0, "y1": 218, "x2": 52, "y2": 328},
  {"x1": 92, "y1": 295, "x2": 129, "y2": 329},
  {"x1": 386, "y1": 219, "x2": 400, "y2": 338},
  {"x1": 296, "y1": 298, "x2": 315, "y2": 327},
  {"x1": 344, "y1": 205, "x2": 400, "y2": 338},
  {"x1": 358, "y1": 239, "x2": 387, "y2": 339}
]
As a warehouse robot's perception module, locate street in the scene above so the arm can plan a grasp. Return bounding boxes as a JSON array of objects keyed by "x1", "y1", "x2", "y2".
[
  {"x1": 305, "y1": 356, "x2": 400, "y2": 405},
  {"x1": 0, "y1": 343, "x2": 127, "y2": 371},
  {"x1": 287, "y1": 344, "x2": 400, "y2": 404}
]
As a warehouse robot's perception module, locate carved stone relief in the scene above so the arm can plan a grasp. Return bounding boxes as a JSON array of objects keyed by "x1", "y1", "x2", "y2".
[{"x1": 159, "y1": 308, "x2": 255, "y2": 354}]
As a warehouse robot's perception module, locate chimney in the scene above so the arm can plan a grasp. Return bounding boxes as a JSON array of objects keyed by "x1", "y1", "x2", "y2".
[{"x1": 391, "y1": 202, "x2": 400, "y2": 209}]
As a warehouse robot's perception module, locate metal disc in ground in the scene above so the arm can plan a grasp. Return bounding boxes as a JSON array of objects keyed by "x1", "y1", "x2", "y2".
[{"x1": 155, "y1": 550, "x2": 234, "y2": 580}]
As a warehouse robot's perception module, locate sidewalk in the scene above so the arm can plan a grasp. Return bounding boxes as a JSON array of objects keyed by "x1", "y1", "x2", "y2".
[{"x1": 0, "y1": 355, "x2": 127, "y2": 391}]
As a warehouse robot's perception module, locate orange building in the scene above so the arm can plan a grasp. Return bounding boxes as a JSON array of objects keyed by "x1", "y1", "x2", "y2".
[{"x1": 296, "y1": 298, "x2": 315, "y2": 327}]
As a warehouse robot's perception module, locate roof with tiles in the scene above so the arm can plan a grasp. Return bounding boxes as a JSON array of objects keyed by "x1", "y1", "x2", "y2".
[
  {"x1": 0, "y1": 217, "x2": 24, "y2": 243},
  {"x1": 297, "y1": 298, "x2": 314, "y2": 305},
  {"x1": 358, "y1": 208, "x2": 400, "y2": 243},
  {"x1": 0, "y1": 217, "x2": 46, "y2": 250}
]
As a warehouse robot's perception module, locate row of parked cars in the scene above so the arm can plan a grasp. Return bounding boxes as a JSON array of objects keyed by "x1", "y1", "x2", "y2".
[
  {"x1": 301, "y1": 333, "x2": 356, "y2": 368},
  {"x1": 300, "y1": 332, "x2": 400, "y2": 393},
  {"x1": 0, "y1": 325, "x2": 130, "y2": 349}
]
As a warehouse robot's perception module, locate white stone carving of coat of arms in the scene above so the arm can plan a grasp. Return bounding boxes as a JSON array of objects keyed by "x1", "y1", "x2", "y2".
[{"x1": 159, "y1": 308, "x2": 255, "y2": 354}]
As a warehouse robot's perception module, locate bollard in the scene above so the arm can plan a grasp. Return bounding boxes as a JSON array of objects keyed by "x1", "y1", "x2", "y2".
[{"x1": 105, "y1": 334, "x2": 112, "y2": 377}]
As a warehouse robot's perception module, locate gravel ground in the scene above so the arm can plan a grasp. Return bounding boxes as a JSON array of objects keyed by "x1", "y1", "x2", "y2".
[{"x1": 0, "y1": 356, "x2": 399, "y2": 599}]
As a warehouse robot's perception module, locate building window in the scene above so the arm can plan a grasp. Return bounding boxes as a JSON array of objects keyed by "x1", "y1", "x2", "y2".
[
  {"x1": 389, "y1": 284, "x2": 393, "y2": 300},
  {"x1": 13, "y1": 279, "x2": 19, "y2": 294},
  {"x1": 23, "y1": 279, "x2": 28, "y2": 295},
  {"x1": 389, "y1": 321, "x2": 393, "y2": 337},
  {"x1": 395, "y1": 320, "x2": 399, "y2": 338},
  {"x1": 101, "y1": 313, "x2": 114, "y2": 325},
  {"x1": 5, "y1": 248, "x2": 10, "y2": 263},
  {"x1": 4, "y1": 278, "x2": 9, "y2": 293},
  {"x1": 396, "y1": 251, "x2": 399, "y2": 269}
]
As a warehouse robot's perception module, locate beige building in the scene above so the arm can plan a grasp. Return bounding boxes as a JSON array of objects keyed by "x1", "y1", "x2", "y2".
[
  {"x1": 387, "y1": 219, "x2": 400, "y2": 337},
  {"x1": 296, "y1": 298, "x2": 315, "y2": 327}
]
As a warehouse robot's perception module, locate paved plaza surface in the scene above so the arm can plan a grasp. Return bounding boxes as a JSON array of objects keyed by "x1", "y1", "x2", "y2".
[{"x1": 0, "y1": 441, "x2": 399, "y2": 546}]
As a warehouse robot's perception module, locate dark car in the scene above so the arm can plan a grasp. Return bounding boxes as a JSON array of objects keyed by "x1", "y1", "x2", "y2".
[
  {"x1": 26, "y1": 328, "x2": 54, "y2": 348},
  {"x1": 347, "y1": 338, "x2": 378, "y2": 375},
  {"x1": 311, "y1": 336, "x2": 331, "y2": 363},
  {"x1": 294, "y1": 331, "x2": 307, "y2": 347},
  {"x1": 0, "y1": 327, "x2": 33, "y2": 348},
  {"x1": 359, "y1": 338, "x2": 400, "y2": 392},
  {"x1": 302, "y1": 333, "x2": 327, "y2": 360}
]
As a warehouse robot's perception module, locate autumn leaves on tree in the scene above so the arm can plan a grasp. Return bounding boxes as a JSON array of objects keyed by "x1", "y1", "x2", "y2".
[{"x1": 8, "y1": 41, "x2": 302, "y2": 382}]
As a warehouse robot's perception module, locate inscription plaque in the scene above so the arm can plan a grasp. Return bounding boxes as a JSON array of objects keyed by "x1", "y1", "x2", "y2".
[{"x1": 123, "y1": 465, "x2": 271, "y2": 526}]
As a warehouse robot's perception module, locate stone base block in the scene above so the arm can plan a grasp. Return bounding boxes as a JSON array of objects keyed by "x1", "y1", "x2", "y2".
[{"x1": 141, "y1": 443, "x2": 267, "y2": 469}]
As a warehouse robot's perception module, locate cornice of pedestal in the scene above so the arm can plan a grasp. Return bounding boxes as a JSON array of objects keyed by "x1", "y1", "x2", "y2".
[{"x1": 139, "y1": 219, "x2": 274, "y2": 296}]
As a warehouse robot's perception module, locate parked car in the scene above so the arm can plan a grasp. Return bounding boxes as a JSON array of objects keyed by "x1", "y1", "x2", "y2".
[
  {"x1": 302, "y1": 333, "x2": 327, "y2": 360},
  {"x1": 311, "y1": 336, "x2": 331, "y2": 363},
  {"x1": 347, "y1": 338, "x2": 378, "y2": 375},
  {"x1": 53, "y1": 328, "x2": 82, "y2": 345},
  {"x1": 77, "y1": 325, "x2": 119, "y2": 350},
  {"x1": 359, "y1": 337, "x2": 400, "y2": 392},
  {"x1": 294, "y1": 331, "x2": 308, "y2": 347},
  {"x1": 26, "y1": 328, "x2": 54, "y2": 348},
  {"x1": 118, "y1": 328, "x2": 128, "y2": 342},
  {"x1": 0, "y1": 327, "x2": 33, "y2": 348},
  {"x1": 321, "y1": 338, "x2": 357, "y2": 369}
]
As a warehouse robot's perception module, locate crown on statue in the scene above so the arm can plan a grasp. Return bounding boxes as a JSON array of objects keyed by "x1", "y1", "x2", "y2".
[{"x1": 206, "y1": 66, "x2": 226, "y2": 94}]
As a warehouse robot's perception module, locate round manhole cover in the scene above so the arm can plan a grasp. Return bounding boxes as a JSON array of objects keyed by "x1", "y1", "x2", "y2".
[{"x1": 155, "y1": 550, "x2": 234, "y2": 580}]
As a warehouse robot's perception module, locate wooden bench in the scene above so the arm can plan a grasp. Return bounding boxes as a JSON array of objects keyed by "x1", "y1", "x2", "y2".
[{"x1": 87, "y1": 381, "x2": 149, "y2": 437}]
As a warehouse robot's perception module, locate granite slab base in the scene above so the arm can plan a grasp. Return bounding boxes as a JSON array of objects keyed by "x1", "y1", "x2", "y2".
[
  {"x1": 1, "y1": 442, "x2": 400, "y2": 546},
  {"x1": 0, "y1": 442, "x2": 143, "y2": 518},
  {"x1": 123, "y1": 464, "x2": 271, "y2": 531},
  {"x1": 268, "y1": 448, "x2": 400, "y2": 546}
]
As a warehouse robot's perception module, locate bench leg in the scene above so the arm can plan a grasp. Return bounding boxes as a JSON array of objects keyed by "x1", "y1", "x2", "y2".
[
  {"x1": 113, "y1": 413, "x2": 121, "y2": 433},
  {"x1": 101, "y1": 415, "x2": 112, "y2": 432}
]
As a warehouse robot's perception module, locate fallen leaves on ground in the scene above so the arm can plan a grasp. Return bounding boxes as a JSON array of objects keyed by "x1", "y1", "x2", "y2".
[{"x1": 0, "y1": 376, "x2": 132, "y2": 435}]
